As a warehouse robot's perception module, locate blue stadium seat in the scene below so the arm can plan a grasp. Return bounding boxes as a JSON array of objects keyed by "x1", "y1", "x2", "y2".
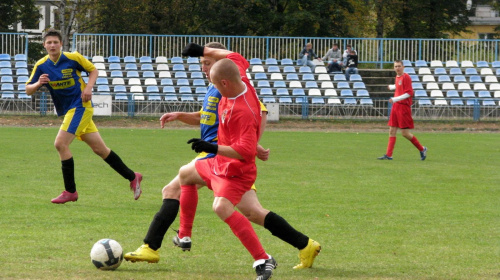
[
  {"x1": 337, "y1": 82, "x2": 350, "y2": 89},
  {"x1": 404, "y1": 68, "x2": 416, "y2": 74},
  {"x1": 334, "y1": 74, "x2": 347, "y2": 81},
  {"x1": 17, "y1": 76, "x2": 28, "y2": 83},
  {"x1": 412, "y1": 83, "x2": 424, "y2": 90},
  {"x1": 177, "y1": 79, "x2": 190, "y2": 86},
  {"x1": 478, "y1": 91, "x2": 491, "y2": 98},
  {"x1": 340, "y1": 89, "x2": 353, "y2": 97},
  {"x1": 350, "y1": 74, "x2": 362, "y2": 81},
  {"x1": 0, "y1": 68, "x2": 12, "y2": 76},
  {"x1": 265, "y1": 58, "x2": 278, "y2": 65},
  {"x1": 356, "y1": 90, "x2": 369, "y2": 97},
  {"x1": 415, "y1": 60, "x2": 428, "y2": 67},
  {"x1": 257, "y1": 80, "x2": 270, "y2": 87},
  {"x1": 449, "y1": 68, "x2": 462, "y2": 75},
  {"x1": 418, "y1": 99, "x2": 432, "y2": 106},
  {"x1": 469, "y1": 76, "x2": 482, "y2": 83},
  {"x1": 311, "y1": 97, "x2": 325, "y2": 104},
  {"x1": 0, "y1": 54, "x2": 10, "y2": 61},
  {"x1": 109, "y1": 63, "x2": 121, "y2": 70},
  {"x1": 438, "y1": 75, "x2": 451, "y2": 82},
  {"x1": 283, "y1": 66, "x2": 295, "y2": 73},
  {"x1": 267, "y1": 66, "x2": 280, "y2": 73},
  {"x1": 260, "y1": 88, "x2": 273, "y2": 96},
  {"x1": 125, "y1": 64, "x2": 137, "y2": 71},
  {"x1": 281, "y1": 58, "x2": 294, "y2": 65},
  {"x1": 148, "y1": 93, "x2": 162, "y2": 101},
  {"x1": 163, "y1": 86, "x2": 175, "y2": 93},
  {"x1": 15, "y1": 61, "x2": 27, "y2": 68},
  {"x1": 1, "y1": 76, "x2": 13, "y2": 83},
  {"x1": 146, "y1": 86, "x2": 160, "y2": 93},
  {"x1": 181, "y1": 94, "x2": 195, "y2": 101},
  {"x1": 286, "y1": 73, "x2": 299, "y2": 80},
  {"x1": 1, "y1": 83, "x2": 14, "y2": 91},
  {"x1": 305, "y1": 81, "x2": 318, "y2": 88},
  {"x1": 173, "y1": 64, "x2": 185, "y2": 71},
  {"x1": 299, "y1": 66, "x2": 312, "y2": 73},
  {"x1": 17, "y1": 84, "x2": 26, "y2": 91},
  {"x1": 250, "y1": 58, "x2": 262, "y2": 65},
  {"x1": 14, "y1": 54, "x2": 26, "y2": 61},
  {"x1": 171, "y1": 57, "x2": 183, "y2": 64},
  {"x1": 191, "y1": 72, "x2": 204, "y2": 79},
  {"x1": 175, "y1": 72, "x2": 187, "y2": 78},
  {"x1": 139, "y1": 56, "x2": 152, "y2": 63},
  {"x1": 446, "y1": 90, "x2": 459, "y2": 98},
  {"x1": 482, "y1": 99, "x2": 496, "y2": 106},
  {"x1": 108, "y1": 56, "x2": 120, "y2": 63},
  {"x1": 18, "y1": 92, "x2": 30, "y2": 99},
  {"x1": 476, "y1": 61, "x2": 489, "y2": 68},
  {"x1": 141, "y1": 64, "x2": 154, "y2": 71},
  {"x1": 454, "y1": 75, "x2": 466, "y2": 82},
  {"x1": 353, "y1": 82, "x2": 366, "y2": 89},
  {"x1": 465, "y1": 99, "x2": 476, "y2": 106},
  {"x1": 434, "y1": 68, "x2": 447, "y2": 75},
  {"x1": 402, "y1": 60, "x2": 412, "y2": 67},
  {"x1": 16, "y1": 68, "x2": 28, "y2": 76},
  {"x1": 292, "y1": 89, "x2": 305, "y2": 96},
  {"x1": 276, "y1": 88, "x2": 289, "y2": 96},
  {"x1": 302, "y1": 74, "x2": 315, "y2": 81},
  {"x1": 96, "y1": 78, "x2": 108, "y2": 85},
  {"x1": 274, "y1": 81, "x2": 286, "y2": 88},
  {"x1": 279, "y1": 97, "x2": 292, "y2": 103},
  {"x1": 164, "y1": 94, "x2": 178, "y2": 102},
  {"x1": 295, "y1": 96, "x2": 307, "y2": 103},
  {"x1": 124, "y1": 56, "x2": 136, "y2": 63},
  {"x1": 189, "y1": 64, "x2": 201, "y2": 72},
  {"x1": 1, "y1": 91, "x2": 15, "y2": 99},
  {"x1": 465, "y1": 68, "x2": 478, "y2": 75},
  {"x1": 262, "y1": 97, "x2": 276, "y2": 103},
  {"x1": 179, "y1": 87, "x2": 192, "y2": 94},
  {"x1": 143, "y1": 71, "x2": 155, "y2": 78},
  {"x1": 83, "y1": 77, "x2": 89, "y2": 83},
  {"x1": 254, "y1": 73, "x2": 267, "y2": 80},
  {"x1": 114, "y1": 93, "x2": 129, "y2": 101},
  {"x1": 414, "y1": 90, "x2": 427, "y2": 97},
  {"x1": 492, "y1": 61, "x2": 500, "y2": 68},
  {"x1": 360, "y1": 98, "x2": 374, "y2": 105},
  {"x1": 462, "y1": 91, "x2": 475, "y2": 98},
  {"x1": 187, "y1": 57, "x2": 199, "y2": 64},
  {"x1": 344, "y1": 98, "x2": 357, "y2": 105},
  {"x1": 110, "y1": 71, "x2": 123, "y2": 78},
  {"x1": 114, "y1": 85, "x2": 127, "y2": 93},
  {"x1": 97, "y1": 85, "x2": 110, "y2": 93},
  {"x1": 450, "y1": 99, "x2": 464, "y2": 106},
  {"x1": 193, "y1": 79, "x2": 205, "y2": 86},
  {"x1": 161, "y1": 78, "x2": 173, "y2": 86},
  {"x1": 195, "y1": 87, "x2": 207, "y2": 94},
  {"x1": 410, "y1": 75, "x2": 420, "y2": 82}
]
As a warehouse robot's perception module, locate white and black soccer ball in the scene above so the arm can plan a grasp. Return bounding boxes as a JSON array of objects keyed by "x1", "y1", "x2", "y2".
[{"x1": 90, "y1": 239, "x2": 123, "y2": 270}]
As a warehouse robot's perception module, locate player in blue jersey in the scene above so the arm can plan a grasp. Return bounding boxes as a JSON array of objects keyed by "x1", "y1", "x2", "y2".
[
  {"x1": 25, "y1": 29, "x2": 142, "y2": 204},
  {"x1": 125, "y1": 42, "x2": 320, "y2": 270}
]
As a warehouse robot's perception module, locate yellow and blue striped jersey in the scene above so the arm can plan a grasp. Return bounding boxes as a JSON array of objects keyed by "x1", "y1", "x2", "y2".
[{"x1": 27, "y1": 51, "x2": 95, "y2": 116}]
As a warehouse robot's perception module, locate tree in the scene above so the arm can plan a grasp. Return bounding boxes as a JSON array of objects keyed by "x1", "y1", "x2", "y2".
[{"x1": 0, "y1": 0, "x2": 40, "y2": 32}]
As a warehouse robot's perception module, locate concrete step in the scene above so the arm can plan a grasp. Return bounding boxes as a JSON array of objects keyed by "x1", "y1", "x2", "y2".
[{"x1": 362, "y1": 76, "x2": 394, "y2": 85}]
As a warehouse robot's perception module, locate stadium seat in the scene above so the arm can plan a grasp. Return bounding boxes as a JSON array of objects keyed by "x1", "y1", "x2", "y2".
[
  {"x1": 1, "y1": 83, "x2": 14, "y2": 91},
  {"x1": 18, "y1": 91, "x2": 30, "y2": 99},
  {"x1": 1, "y1": 91, "x2": 15, "y2": 99},
  {"x1": 148, "y1": 93, "x2": 162, "y2": 101},
  {"x1": 138, "y1": 56, "x2": 151, "y2": 63},
  {"x1": 476, "y1": 61, "x2": 489, "y2": 68},
  {"x1": 461, "y1": 61, "x2": 474, "y2": 67},
  {"x1": 430, "y1": 90, "x2": 444, "y2": 97},
  {"x1": 164, "y1": 94, "x2": 178, "y2": 102},
  {"x1": 334, "y1": 74, "x2": 347, "y2": 82},
  {"x1": 260, "y1": 88, "x2": 273, "y2": 96},
  {"x1": 179, "y1": 87, "x2": 192, "y2": 94},
  {"x1": 17, "y1": 76, "x2": 28, "y2": 83},
  {"x1": 96, "y1": 78, "x2": 108, "y2": 85},
  {"x1": 188, "y1": 64, "x2": 200, "y2": 72},
  {"x1": 482, "y1": 99, "x2": 496, "y2": 106},
  {"x1": 159, "y1": 71, "x2": 171, "y2": 78},
  {"x1": 465, "y1": 99, "x2": 476, "y2": 106},
  {"x1": 415, "y1": 60, "x2": 428, "y2": 67},
  {"x1": 130, "y1": 85, "x2": 143, "y2": 93},
  {"x1": 422, "y1": 75, "x2": 435, "y2": 82},
  {"x1": 270, "y1": 73, "x2": 284, "y2": 80},
  {"x1": 15, "y1": 61, "x2": 27, "y2": 68},
  {"x1": 302, "y1": 74, "x2": 315, "y2": 81},
  {"x1": 283, "y1": 66, "x2": 295, "y2": 73},
  {"x1": 114, "y1": 85, "x2": 127, "y2": 93},
  {"x1": 98, "y1": 70, "x2": 107, "y2": 77},
  {"x1": 16, "y1": 68, "x2": 28, "y2": 76},
  {"x1": 155, "y1": 56, "x2": 168, "y2": 63},
  {"x1": 469, "y1": 76, "x2": 482, "y2": 83},
  {"x1": 430, "y1": 60, "x2": 443, "y2": 67},
  {"x1": 161, "y1": 78, "x2": 173, "y2": 86},
  {"x1": 141, "y1": 64, "x2": 154, "y2": 71},
  {"x1": 295, "y1": 96, "x2": 307, "y2": 103},
  {"x1": 14, "y1": 54, "x2": 26, "y2": 61},
  {"x1": 473, "y1": 83, "x2": 487, "y2": 91},
  {"x1": 478, "y1": 91, "x2": 491, "y2": 98},
  {"x1": 340, "y1": 89, "x2": 353, "y2": 97},
  {"x1": 124, "y1": 56, "x2": 136, "y2": 63},
  {"x1": 250, "y1": 58, "x2": 262, "y2": 65},
  {"x1": 442, "y1": 83, "x2": 455, "y2": 90},
  {"x1": 177, "y1": 79, "x2": 190, "y2": 86},
  {"x1": 311, "y1": 97, "x2": 325, "y2": 104},
  {"x1": 195, "y1": 87, "x2": 207, "y2": 94},
  {"x1": 110, "y1": 71, "x2": 123, "y2": 78},
  {"x1": 489, "y1": 83, "x2": 500, "y2": 90},
  {"x1": 289, "y1": 81, "x2": 302, "y2": 88},
  {"x1": 254, "y1": 73, "x2": 267, "y2": 80},
  {"x1": 144, "y1": 78, "x2": 157, "y2": 85},
  {"x1": 458, "y1": 83, "x2": 471, "y2": 90},
  {"x1": 438, "y1": 75, "x2": 451, "y2": 82},
  {"x1": 257, "y1": 80, "x2": 270, "y2": 87},
  {"x1": 108, "y1": 56, "x2": 120, "y2": 63},
  {"x1": 360, "y1": 98, "x2": 373, "y2": 106},
  {"x1": 353, "y1": 82, "x2": 366, "y2": 89},
  {"x1": 324, "y1": 89, "x2": 337, "y2": 96},
  {"x1": 171, "y1": 57, "x2": 183, "y2": 64},
  {"x1": 404, "y1": 68, "x2": 416, "y2": 74},
  {"x1": 492, "y1": 61, "x2": 500, "y2": 68},
  {"x1": 273, "y1": 81, "x2": 286, "y2": 88},
  {"x1": 412, "y1": 83, "x2": 424, "y2": 90},
  {"x1": 446, "y1": 90, "x2": 459, "y2": 98},
  {"x1": 449, "y1": 68, "x2": 462, "y2": 75},
  {"x1": 1, "y1": 76, "x2": 13, "y2": 83},
  {"x1": 418, "y1": 68, "x2": 431, "y2": 75},
  {"x1": 265, "y1": 58, "x2": 278, "y2": 65},
  {"x1": 434, "y1": 68, "x2": 447, "y2": 75},
  {"x1": 337, "y1": 82, "x2": 350, "y2": 89},
  {"x1": 286, "y1": 73, "x2": 299, "y2": 80},
  {"x1": 418, "y1": 99, "x2": 432, "y2": 106},
  {"x1": 465, "y1": 68, "x2": 478, "y2": 75},
  {"x1": 109, "y1": 63, "x2": 121, "y2": 70},
  {"x1": 187, "y1": 57, "x2": 199, "y2": 64},
  {"x1": 446, "y1": 60, "x2": 459, "y2": 68},
  {"x1": 292, "y1": 89, "x2": 305, "y2": 96},
  {"x1": 112, "y1": 78, "x2": 125, "y2": 85},
  {"x1": 94, "y1": 63, "x2": 106, "y2": 70},
  {"x1": 190, "y1": 72, "x2": 203, "y2": 79},
  {"x1": 262, "y1": 97, "x2": 276, "y2": 103},
  {"x1": 163, "y1": 86, "x2": 175, "y2": 93},
  {"x1": 279, "y1": 97, "x2": 292, "y2": 103},
  {"x1": 92, "y1": 56, "x2": 105, "y2": 63},
  {"x1": 327, "y1": 97, "x2": 341, "y2": 105},
  {"x1": 157, "y1": 64, "x2": 169, "y2": 72},
  {"x1": 402, "y1": 60, "x2": 412, "y2": 67},
  {"x1": 252, "y1": 65, "x2": 265, "y2": 73},
  {"x1": 462, "y1": 91, "x2": 475, "y2": 98},
  {"x1": 320, "y1": 81, "x2": 334, "y2": 89},
  {"x1": 314, "y1": 67, "x2": 327, "y2": 74},
  {"x1": 0, "y1": 61, "x2": 11, "y2": 68},
  {"x1": 143, "y1": 71, "x2": 155, "y2": 78},
  {"x1": 175, "y1": 72, "x2": 188, "y2": 79},
  {"x1": 317, "y1": 74, "x2": 331, "y2": 81},
  {"x1": 83, "y1": 77, "x2": 89, "y2": 83},
  {"x1": 344, "y1": 98, "x2": 357, "y2": 105},
  {"x1": 268, "y1": 66, "x2": 280, "y2": 73},
  {"x1": 495, "y1": 91, "x2": 500, "y2": 98},
  {"x1": 299, "y1": 66, "x2": 312, "y2": 73},
  {"x1": 349, "y1": 74, "x2": 362, "y2": 81},
  {"x1": 480, "y1": 68, "x2": 494, "y2": 76},
  {"x1": 125, "y1": 64, "x2": 137, "y2": 71},
  {"x1": 410, "y1": 75, "x2": 420, "y2": 82},
  {"x1": 357, "y1": 90, "x2": 369, "y2": 97},
  {"x1": 171, "y1": 64, "x2": 184, "y2": 71},
  {"x1": 0, "y1": 54, "x2": 10, "y2": 61},
  {"x1": 193, "y1": 79, "x2": 205, "y2": 87},
  {"x1": 305, "y1": 81, "x2": 318, "y2": 88},
  {"x1": 308, "y1": 89, "x2": 321, "y2": 96},
  {"x1": 414, "y1": 90, "x2": 427, "y2": 97},
  {"x1": 434, "y1": 98, "x2": 448, "y2": 105},
  {"x1": 281, "y1": 58, "x2": 294, "y2": 65},
  {"x1": 274, "y1": 88, "x2": 288, "y2": 96},
  {"x1": 128, "y1": 78, "x2": 141, "y2": 85},
  {"x1": 454, "y1": 75, "x2": 466, "y2": 83},
  {"x1": 97, "y1": 85, "x2": 110, "y2": 93}
]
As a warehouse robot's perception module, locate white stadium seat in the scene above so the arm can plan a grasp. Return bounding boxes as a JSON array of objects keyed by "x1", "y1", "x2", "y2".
[
  {"x1": 430, "y1": 60, "x2": 443, "y2": 67},
  {"x1": 446, "y1": 60, "x2": 459, "y2": 68}
]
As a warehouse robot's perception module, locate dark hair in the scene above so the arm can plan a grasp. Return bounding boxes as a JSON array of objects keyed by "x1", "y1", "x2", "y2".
[
  {"x1": 205, "y1": 42, "x2": 227, "y2": 50},
  {"x1": 394, "y1": 59, "x2": 403, "y2": 65},
  {"x1": 42, "y1": 28, "x2": 63, "y2": 43},
  {"x1": 333, "y1": 43, "x2": 338, "y2": 47},
  {"x1": 346, "y1": 44, "x2": 352, "y2": 48}
]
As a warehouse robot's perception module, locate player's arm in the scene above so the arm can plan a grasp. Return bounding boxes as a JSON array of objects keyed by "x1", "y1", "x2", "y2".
[
  {"x1": 256, "y1": 108, "x2": 269, "y2": 161},
  {"x1": 390, "y1": 75, "x2": 413, "y2": 103},
  {"x1": 25, "y1": 64, "x2": 46, "y2": 95},
  {"x1": 82, "y1": 69, "x2": 98, "y2": 102},
  {"x1": 182, "y1": 43, "x2": 232, "y2": 60},
  {"x1": 160, "y1": 111, "x2": 201, "y2": 128}
]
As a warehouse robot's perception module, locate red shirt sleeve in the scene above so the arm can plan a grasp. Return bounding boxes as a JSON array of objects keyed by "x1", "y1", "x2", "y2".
[
  {"x1": 226, "y1": 52, "x2": 250, "y2": 78},
  {"x1": 228, "y1": 111, "x2": 258, "y2": 162},
  {"x1": 403, "y1": 73, "x2": 414, "y2": 96}
]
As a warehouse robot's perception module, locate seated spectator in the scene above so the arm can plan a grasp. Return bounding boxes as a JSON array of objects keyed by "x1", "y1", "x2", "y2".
[
  {"x1": 342, "y1": 44, "x2": 357, "y2": 66},
  {"x1": 345, "y1": 50, "x2": 359, "y2": 81},
  {"x1": 322, "y1": 43, "x2": 343, "y2": 73},
  {"x1": 298, "y1": 42, "x2": 321, "y2": 72}
]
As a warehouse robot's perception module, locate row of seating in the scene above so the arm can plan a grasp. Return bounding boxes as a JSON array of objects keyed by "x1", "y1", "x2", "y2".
[
  {"x1": 412, "y1": 82, "x2": 500, "y2": 91},
  {"x1": 403, "y1": 60, "x2": 500, "y2": 68},
  {"x1": 405, "y1": 67, "x2": 499, "y2": 76},
  {"x1": 0, "y1": 54, "x2": 27, "y2": 61},
  {"x1": 410, "y1": 75, "x2": 498, "y2": 83},
  {"x1": 416, "y1": 89, "x2": 500, "y2": 98}
]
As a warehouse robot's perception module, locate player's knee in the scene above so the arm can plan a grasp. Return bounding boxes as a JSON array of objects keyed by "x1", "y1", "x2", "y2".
[
  {"x1": 178, "y1": 164, "x2": 192, "y2": 181},
  {"x1": 54, "y1": 140, "x2": 67, "y2": 152},
  {"x1": 91, "y1": 146, "x2": 107, "y2": 157},
  {"x1": 162, "y1": 183, "x2": 181, "y2": 199}
]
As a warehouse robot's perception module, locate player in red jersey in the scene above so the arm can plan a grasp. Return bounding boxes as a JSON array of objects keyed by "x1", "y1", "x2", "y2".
[
  {"x1": 178, "y1": 43, "x2": 276, "y2": 280},
  {"x1": 378, "y1": 60, "x2": 427, "y2": 160}
]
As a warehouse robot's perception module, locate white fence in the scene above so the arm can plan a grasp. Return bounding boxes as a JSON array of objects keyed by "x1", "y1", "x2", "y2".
[{"x1": 0, "y1": 33, "x2": 28, "y2": 56}]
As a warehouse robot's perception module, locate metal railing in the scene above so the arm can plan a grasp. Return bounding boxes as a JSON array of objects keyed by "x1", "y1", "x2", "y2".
[
  {"x1": 0, "y1": 32, "x2": 29, "y2": 57},
  {"x1": 72, "y1": 33, "x2": 500, "y2": 68}
]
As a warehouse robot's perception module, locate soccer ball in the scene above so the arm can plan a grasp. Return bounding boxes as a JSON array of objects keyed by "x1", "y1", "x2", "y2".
[{"x1": 90, "y1": 239, "x2": 123, "y2": 270}]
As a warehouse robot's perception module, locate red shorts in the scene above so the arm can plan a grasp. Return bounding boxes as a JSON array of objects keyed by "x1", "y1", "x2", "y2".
[
  {"x1": 195, "y1": 158, "x2": 255, "y2": 205},
  {"x1": 388, "y1": 103, "x2": 414, "y2": 129}
]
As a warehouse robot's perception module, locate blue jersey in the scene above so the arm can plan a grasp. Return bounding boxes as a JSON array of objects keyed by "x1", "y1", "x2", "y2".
[
  {"x1": 199, "y1": 84, "x2": 221, "y2": 151},
  {"x1": 27, "y1": 51, "x2": 95, "y2": 116}
]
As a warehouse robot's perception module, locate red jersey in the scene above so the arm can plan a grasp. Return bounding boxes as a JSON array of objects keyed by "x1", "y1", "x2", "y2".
[
  {"x1": 394, "y1": 73, "x2": 414, "y2": 106},
  {"x1": 213, "y1": 53, "x2": 262, "y2": 179}
]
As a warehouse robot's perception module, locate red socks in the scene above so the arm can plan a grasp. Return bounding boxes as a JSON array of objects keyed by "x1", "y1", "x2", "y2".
[
  {"x1": 224, "y1": 211, "x2": 268, "y2": 261},
  {"x1": 386, "y1": 136, "x2": 396, "y2": 157},
  {"x1": 410, "y1": 136, "x2": 424, "y2": 151},
  {"x1": 178, "y1": 184, "x2": 198, "y2": 238}
]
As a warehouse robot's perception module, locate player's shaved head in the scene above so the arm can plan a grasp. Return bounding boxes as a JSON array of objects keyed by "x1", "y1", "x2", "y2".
[{"x1": 211, "y1": 58, "x2": 241, "y2": 84}]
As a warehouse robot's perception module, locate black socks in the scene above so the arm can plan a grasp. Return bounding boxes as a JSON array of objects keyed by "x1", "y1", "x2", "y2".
[
  {"x1": 104, "y1": 150, "x2": 135, "y2": 181},
  {"x1": 144, "y1": 199, "x2": 180, "y2": 250},
  {"x1": 61, "y1": 157, "x2": 76, "y2": 193},
  {"x1": 264, "y1": 211, "x2": 310, "y2": 250}
]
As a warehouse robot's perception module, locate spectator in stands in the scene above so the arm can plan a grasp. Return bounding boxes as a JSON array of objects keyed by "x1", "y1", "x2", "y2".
[
  {"x1": 322, "y1": 43, "x2": 343, "y2": 73},
  {"x1": 377, "y1": 59, "x2": 427, "y2": 161},
  {"x1": 345, "y1": 50, "x2": 359, "y2": 81},
  {"x1": 342, "y1": 44, "x2": 357, "y2": 66},
  {"x1": 299, "y1": 42, "x2": 321, "y2": 72},
  {"x1": 25, "y1": 28, "x2": 142, "y2": 204}
]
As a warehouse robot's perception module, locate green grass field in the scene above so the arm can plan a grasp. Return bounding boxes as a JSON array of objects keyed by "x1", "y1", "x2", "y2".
[{"x1": 0, "y1": 126, "x2": 498, "y2": 279}]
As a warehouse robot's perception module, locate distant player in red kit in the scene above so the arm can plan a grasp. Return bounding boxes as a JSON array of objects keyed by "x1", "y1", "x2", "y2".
[{"x1": 378, "y1": 60, "x2": 427, "y2": 161}]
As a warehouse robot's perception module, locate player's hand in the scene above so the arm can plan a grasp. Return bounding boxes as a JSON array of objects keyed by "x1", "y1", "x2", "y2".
[
  {"x1": 187, "y1": 138, "x2": 218, "y2": 154},
  {"x1": 81, "y1": 87, "x2": 92, "y2": 102},
  {"x1": 182, "y1": 43, "x2": 205, "y2": 57},
  {"x1": 38, "y1": 74, "x2": 50, "y2": 85},
  {"x1": 160, "y1": 112, "x2": 180, "y2": 128},
  {"x1": 389, "y1": 98, "x2": 394, "y2": 104},
  {"x1": 256, "y1": 145, "x2": 270, "y2": 161}
]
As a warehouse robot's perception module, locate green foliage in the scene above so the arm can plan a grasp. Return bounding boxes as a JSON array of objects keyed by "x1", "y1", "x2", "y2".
[
  {"x1": 27, "y1": 36, "x2": 45, "y2": 64},
  {"x1": 0, "y1": 126, "x2": 499, "y2": 279},
  {"x1": 0, "y1": 0, "x2": 40, "y2": 31}
]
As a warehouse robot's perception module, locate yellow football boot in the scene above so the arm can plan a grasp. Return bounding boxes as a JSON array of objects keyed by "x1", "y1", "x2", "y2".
[
  {"x1": 293, "y1": 239, "x2": 321, "y2": 269},
  {"x1": 124, "y1": 244, "x2": 159, "y2": 263}
]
